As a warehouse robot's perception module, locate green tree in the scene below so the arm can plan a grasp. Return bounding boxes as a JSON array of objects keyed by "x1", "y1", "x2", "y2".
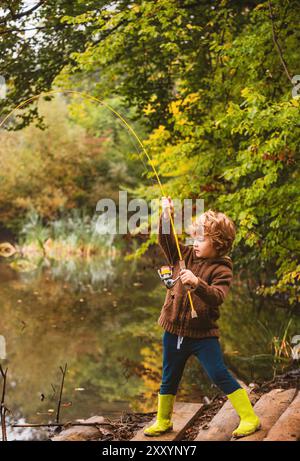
[{"x1": 1, "y1": 0, "x2": 299, "y2": 305}]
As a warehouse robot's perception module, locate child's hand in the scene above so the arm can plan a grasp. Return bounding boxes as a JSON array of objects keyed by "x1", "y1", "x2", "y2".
[
  {"x1": 162, "y1": 196, "x2": 174, "y2": 220},
  {"x1": 179, "y1": 269, "x2": 198, "y2": 289}
]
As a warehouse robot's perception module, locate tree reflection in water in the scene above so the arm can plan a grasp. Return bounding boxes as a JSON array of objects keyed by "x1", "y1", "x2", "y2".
[{"x1": 0, "y1": 247, "x2": 299, "y2": 440}]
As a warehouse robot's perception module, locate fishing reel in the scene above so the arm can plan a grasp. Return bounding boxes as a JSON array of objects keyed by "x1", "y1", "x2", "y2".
[{"x1": 157, "y1": 265, "x2": 180, "y2": 289}]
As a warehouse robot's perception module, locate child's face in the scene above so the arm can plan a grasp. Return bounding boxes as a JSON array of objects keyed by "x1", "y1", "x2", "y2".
[
  {"x1": 191, "y1": 216, "x2": 217, "y2": 258},
  {"x1": 192, "y1": 234, "x2": 217, "y2": 258}
]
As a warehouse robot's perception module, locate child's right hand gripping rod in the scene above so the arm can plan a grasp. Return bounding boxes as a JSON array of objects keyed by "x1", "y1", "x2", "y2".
[{"x1": 161, "y1": 196, "x2": 198, "y2": 318}]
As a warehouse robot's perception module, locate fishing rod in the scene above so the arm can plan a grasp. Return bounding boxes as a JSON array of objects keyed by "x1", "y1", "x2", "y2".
[{"x1": 0, "y1": 89, "x2": 197, "y2": 318}]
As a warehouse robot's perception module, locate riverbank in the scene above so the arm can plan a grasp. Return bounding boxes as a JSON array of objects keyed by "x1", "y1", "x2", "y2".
[{"x1": 46, "y1": 367, "x2": 299, "y2": 441}]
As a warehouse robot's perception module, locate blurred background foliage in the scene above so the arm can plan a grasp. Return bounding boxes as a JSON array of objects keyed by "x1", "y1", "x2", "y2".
[
  {"x1": 0, "y1": 0, "x2": 299, "y2": 318},
  {"x1": 0, "y1": 2, "x2": 300, "y2": 437}
]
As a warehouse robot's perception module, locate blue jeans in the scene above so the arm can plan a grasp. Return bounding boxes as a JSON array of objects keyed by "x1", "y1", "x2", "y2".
[{"x1": 160, "y1": 330, "x2": 242, "y2": 396}]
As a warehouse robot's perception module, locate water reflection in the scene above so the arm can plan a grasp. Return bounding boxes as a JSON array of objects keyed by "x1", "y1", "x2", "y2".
[{"x1": 0, "y1": 247, "x2": 299, "y2": 440}]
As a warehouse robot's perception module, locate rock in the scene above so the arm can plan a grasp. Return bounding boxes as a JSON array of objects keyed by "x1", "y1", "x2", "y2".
[
  {"x1": 76, "y1": 416, "x2": 105, "y2": 425},
  {"x1": 248, "y1": 382, "x2": 259, "y2": 390},
  {"x1": 0, "y1": 242, "x2": 16, "y2": 257},
  {"x1": 51, "y1": 415, "x2": 105, "y2": 441}
]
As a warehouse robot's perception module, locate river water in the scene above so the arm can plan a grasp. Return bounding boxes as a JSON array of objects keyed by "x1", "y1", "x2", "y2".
[{"x1": 0, "y1": 244, "x2": 299, "y2": 440}]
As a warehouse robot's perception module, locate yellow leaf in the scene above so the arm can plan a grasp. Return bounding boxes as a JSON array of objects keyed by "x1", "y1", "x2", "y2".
[
  {"x1": 169, "y1": 100, "x2": 182, "y2": 116},
  {"x1": 182, "y1": 92, "x2": 200, "y2": 106},
  {"x1": 143, "y1": 103, "x2": 155, "y2": 115}
]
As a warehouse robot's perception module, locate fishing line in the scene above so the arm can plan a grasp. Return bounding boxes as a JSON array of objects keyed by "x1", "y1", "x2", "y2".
[{"x1": 0, "y1": 89, "x2": 197, "y2": 317}]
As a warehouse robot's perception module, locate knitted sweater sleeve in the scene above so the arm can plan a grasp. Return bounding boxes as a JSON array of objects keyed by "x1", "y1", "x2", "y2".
[
  {"x1": 190, "y1": 266, "x2": 233, "y2": 306},
  {"x1": 158, "y1": 212, "x2": 187, "y2": 265}
]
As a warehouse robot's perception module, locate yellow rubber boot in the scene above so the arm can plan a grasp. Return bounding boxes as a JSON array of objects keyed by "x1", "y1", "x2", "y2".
[
  {"x1": 144, "y1": 393, "x2": 175, "y2": 437},
  {"x1": 227, "y1": 387, "x2": 261, "y2": 438}
]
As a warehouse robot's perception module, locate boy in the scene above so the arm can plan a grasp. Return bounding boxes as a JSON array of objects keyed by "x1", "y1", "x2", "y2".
[{"x1": 144, "y1": 197, "x2": 261, "y2": 438}]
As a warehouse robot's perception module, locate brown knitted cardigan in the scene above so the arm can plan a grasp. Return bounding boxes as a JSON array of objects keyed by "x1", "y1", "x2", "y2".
[{"x1": 157, "y1": 213, "x2": 233, "y2": 339}]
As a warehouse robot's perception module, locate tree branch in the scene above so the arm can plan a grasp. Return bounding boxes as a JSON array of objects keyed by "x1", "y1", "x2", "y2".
[
  {"x1": 56, "y1": 363, "x2": 67, "y2": 424},
  {"x1": 268, "y1": 1, "x2": 293, "y2": 84},
  {"x1": 0, "y1": 24, "x2": 68, "y2": 36},
  {"x1": 0, "y1": 365, "x2": 8, "y2": 441},
  {"x1": 0, "y1": 1, "x2": 45, "y2": 25}
]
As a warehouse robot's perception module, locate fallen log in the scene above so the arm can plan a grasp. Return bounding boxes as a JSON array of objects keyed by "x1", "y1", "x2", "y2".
[{"x1": 263, "y1": 390, "x2": 300, "y2": 441}]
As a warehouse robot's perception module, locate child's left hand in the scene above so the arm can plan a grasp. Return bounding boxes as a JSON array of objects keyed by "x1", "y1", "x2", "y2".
[{"x1": 180, "y1": 269, "x2": 198, "y2": 288}]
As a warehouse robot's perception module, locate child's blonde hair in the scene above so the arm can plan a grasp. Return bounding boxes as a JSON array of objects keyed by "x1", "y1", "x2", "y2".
[{"x1": 189, "y1": 209, "x2": 236, "y2": 257}]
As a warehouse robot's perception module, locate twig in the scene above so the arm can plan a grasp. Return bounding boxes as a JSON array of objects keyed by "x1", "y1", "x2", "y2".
[
  {"x1": 0, "y1": 365, "x2": 8, "y2": 441},
  {"x1": 13, "y1": 423, "x2": 64, "y2": 428},
  {"x1": 12, "y1": 422, "x2": 117, "y2": 428},
  {"x1": 268, "y1": 1, "x2": 293, "y2": 84},
  {"x1": 50, "y1": 383, "x2": 57, "y2": 400},
  {"x1": 56, "y1": 363, "x2": 67, "y2": 424}
]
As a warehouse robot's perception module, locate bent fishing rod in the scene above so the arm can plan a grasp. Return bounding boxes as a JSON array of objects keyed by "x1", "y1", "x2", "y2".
[{"x1": 0, "y1": 89, "x2": 197, "y2": 318}]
